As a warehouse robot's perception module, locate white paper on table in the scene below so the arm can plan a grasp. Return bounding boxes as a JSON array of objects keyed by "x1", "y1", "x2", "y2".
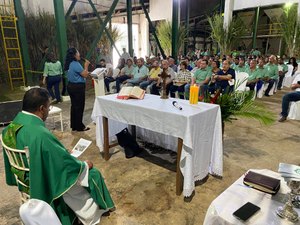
[
  {"x1": 71, "y1": 138, "x2": 92, "y2": 158},
  {"x1": 278, "y1": 163, "x2": 300, "y2": 179}
]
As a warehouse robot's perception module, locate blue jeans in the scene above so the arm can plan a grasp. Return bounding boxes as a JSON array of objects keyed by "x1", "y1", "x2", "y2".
[
  {"x1": 116, "y1": 75, "x2": 131, "y2": 92},
  {"x1": 47, "y1": 75, "x2": 61, "y2": 101},
  {"x1": 265, "y1": 79, "x2": 276, "y2": 95},
  {"x1": 170, "y1": 84, "x2": 186, "y2": 99},
  {"x1": 281, "y1": 91, "x2": 300, "y2": 117},
  {"x1": 104, "y1": 77, "x2": 115, "y2": 92},
  {"x1": 139, "y1": 80, "x2": 154, "y2": 90}
]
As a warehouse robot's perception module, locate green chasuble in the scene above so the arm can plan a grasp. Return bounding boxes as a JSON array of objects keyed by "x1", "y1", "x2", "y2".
[{"x1": 2, "y1": 112, "x2": 114, "y2": 225}]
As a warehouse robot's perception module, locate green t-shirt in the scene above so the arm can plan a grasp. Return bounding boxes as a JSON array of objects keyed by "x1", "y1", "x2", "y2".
[
  {"x1": 246, "y1": 68, "x2": 260, "y2": 81},
  {"x1": 278, "y1": 63, "x2": 288, "y2": 73},
  {"x1": 207, "y1": 65, "x2": 212, "y2": 72},
  {"x1": 231, "y1": 64, "x2": 238, "y2": 70},
  {"x1": 232, "y1": 51, "x2": 239, "y2": 57},
  {"x1": 43, "y1": 61, "x2": 63, "y2": 76},
  {"x1": 256, "y1": 67, "x2": 267, "y2": 78},
  {"x1": 235, "y1": 65, "x2": 248, "y2": 73},
  {"x1": 193, "y1": 67, "x2": 212, "y2": 83},
  {"x1": 122, "y1": 65, "x2": 134, "y2": 76},
  {"x1": 265, "y1": 63, "x2": 279, "y2": 79},
  {"x1": 252, "y1": 50, "x2": 261, "y2": 57}
]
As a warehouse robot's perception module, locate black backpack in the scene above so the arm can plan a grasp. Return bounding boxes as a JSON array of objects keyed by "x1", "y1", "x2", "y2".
[{"x1": 116, "y1": 128, "x2": 141, "y2": 158}]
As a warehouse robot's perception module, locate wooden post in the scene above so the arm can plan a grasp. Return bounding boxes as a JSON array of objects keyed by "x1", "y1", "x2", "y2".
[
  {"x1": 102, "y1": 117, "x2": 109, "y2": 160},
  {"x1": 176, "y1": 138, "x2": 183, "y2": 195}
]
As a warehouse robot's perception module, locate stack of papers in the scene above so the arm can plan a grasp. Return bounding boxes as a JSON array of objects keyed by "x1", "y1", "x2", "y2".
[{"x1": 278, "y1": 163, "x2": 300, "y2": 181}]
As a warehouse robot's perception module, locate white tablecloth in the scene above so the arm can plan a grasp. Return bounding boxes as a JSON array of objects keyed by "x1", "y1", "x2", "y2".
[
  {"x1": 204, "y1": 169, "x2": 300, "y2": 225},
  {"x1": 91, "y1": 94, "x2": 223, "y2": 197}
]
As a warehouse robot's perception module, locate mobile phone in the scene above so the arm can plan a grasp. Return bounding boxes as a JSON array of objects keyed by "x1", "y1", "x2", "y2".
[{"x1": 233, "y1": 202, "x2": 260, "y2": 221}]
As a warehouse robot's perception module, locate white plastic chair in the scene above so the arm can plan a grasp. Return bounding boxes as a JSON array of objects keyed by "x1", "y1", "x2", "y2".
[
  {"x1": 48, "y1": 106, "x2": 63, "y2": 132},
  {"x1": 20, "y1": 199, "x2": 62, "y2": 225},
  {"x1": 112, "y1": 68, "x2": 120, "y2": 79},
  {"x1": 283, "y1": 65, "x2": 295, "y2": 88},
  {"x1": 257, "y1": 83, "x2": 264, "y2": 98},
  {"x1": 0, "y1": 134, "x2": 30, "y2": 203},
  {"x1": 235, "y1": 72, "x2": 249, "y2": 91},
  {"x1": 269, "y1": 81, "x2": 276, "y2": 96},
  {"x1": 288, "y1": 101, "x2": 300, "y2": 120}
]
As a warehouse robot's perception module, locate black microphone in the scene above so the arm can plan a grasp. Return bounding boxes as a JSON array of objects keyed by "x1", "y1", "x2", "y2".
[{"x1": 172, "y1": 101, "x2": 182, "y2": 110}]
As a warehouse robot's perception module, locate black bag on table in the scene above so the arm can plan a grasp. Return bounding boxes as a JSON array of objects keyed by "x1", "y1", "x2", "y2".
[{"x1": 116, "y1": 128, "x2": 141, "y2": 158}]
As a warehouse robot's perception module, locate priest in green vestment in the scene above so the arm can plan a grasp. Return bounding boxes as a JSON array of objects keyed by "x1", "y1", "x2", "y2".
[{"x1": 2, "y1": 88, "x2": 114, "y2": 225}]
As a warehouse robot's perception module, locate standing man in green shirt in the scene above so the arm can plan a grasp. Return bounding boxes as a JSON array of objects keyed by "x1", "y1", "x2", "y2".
[
  {"x1": 185, "y1": 59, "x2": 212, "y2": 99},
  {"x1": 264, "y1": 55, "x2": 279, "y2": 96},
  {"x1": 277, "y1": 57, "x2": 288, "y2": 90}
]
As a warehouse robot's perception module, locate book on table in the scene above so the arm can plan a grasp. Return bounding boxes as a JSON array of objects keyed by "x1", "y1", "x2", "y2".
[
  {"x1": 243, "y1": 171, "x2": 281, "y2": 195},
  {"x1": 117, "y1": 86, "x2": 145, "y2": 100}
]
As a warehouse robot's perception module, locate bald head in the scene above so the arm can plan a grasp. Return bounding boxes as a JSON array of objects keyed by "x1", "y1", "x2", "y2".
[{"x1": 161, "y1": 60, "x2": 169, "y2": 69}]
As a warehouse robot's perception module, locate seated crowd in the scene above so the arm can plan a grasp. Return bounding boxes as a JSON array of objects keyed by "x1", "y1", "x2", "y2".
[{"x1": 98, "y1": 51, "x2": 299, "y2": 107}]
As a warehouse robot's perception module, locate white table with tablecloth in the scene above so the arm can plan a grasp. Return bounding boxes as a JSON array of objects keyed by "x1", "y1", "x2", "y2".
[
  {"x1": 91, "y1": 94, "x2": 223, "y2": 197},
  {"x1": 204, "y1": 169, "x2": 300, "y2": 225}
]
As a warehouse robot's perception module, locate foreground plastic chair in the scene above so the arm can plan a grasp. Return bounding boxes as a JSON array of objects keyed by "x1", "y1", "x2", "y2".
[
  {"x1": 235, "y1": 72, "x2": 249, "y2": 91},
  {"x1": 20, "y1": 199, "x2": 62, "y2": 225},
  {"x1": 48, "y1": 106, "x2": 63, "y2": 132},
  {"x1": 283, "y1": 65, "x2": 295, "y2": 88},
  {"x1": 288, "y1": 101, "x2": 300, "y2": 120},
  {"x1": 0, "y1": 134, "x2": 30, "y2": 203}
]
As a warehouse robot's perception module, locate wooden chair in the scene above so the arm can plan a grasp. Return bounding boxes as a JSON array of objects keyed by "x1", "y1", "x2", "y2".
[{"x1": 0, "y1": 134, "x2": 30, "y2": 203}]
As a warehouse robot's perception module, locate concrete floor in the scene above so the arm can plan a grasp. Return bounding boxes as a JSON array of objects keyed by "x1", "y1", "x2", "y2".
[{"x1": 0, "y1": 86, "x2": 299, "y2": 225}]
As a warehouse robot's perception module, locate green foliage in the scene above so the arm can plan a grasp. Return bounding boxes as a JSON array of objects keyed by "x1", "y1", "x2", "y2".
[
  {"x1": 24, "y1": 10, "x2": 56, "y2": 70},
  {"x1": 204, "y1": 84, "x2": 276, "y2": 126},
  {"x1": 20, "y1": 10, "x2": 122, "y2": 70},
  {"x1": 279, "y1": 6, "x2": 300, "y2": 57},
  {"x1": 207, "y1": 14, "x2": 246, "y2": 55},
  {"x1": 156, "y1": 20, "x2": 187, "y2": 56}
]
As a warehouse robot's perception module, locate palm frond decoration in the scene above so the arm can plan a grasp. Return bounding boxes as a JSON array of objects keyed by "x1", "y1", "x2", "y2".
[
  {"x1": 208, "y1": 14, "x2": 246, "y2": 56},
  {"x1": 156, "y1": 20, "x2": 188, "y2": 56},
  {"x1": 204, "y1": 84, "x2": 276, "y2": 132},
  {"x1": 279, "y1": 6, "x2": 300, "y2": 57},
  {"x1": 96, "y1": 26, "x2": 123, "y2": 62}
]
